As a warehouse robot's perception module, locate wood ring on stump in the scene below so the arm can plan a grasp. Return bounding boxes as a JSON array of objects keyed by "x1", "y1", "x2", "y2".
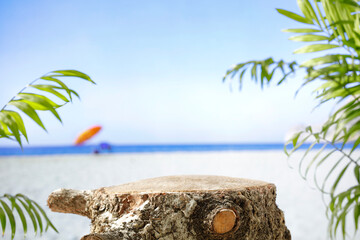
[
  {"x1": 81, "y1": 233, "x2": 120, "y2": 240},
  {"x1": 212, "y1": 209, "x2": 237, "y2": 234},
  {"x1": 81, "y1": 235, "x2": 102, "y2": 240}
]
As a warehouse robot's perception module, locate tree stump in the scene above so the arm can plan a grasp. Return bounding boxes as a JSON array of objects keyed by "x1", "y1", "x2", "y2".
[{"x1": 47, "y1": 175, "x2": 291, "y2": 240}]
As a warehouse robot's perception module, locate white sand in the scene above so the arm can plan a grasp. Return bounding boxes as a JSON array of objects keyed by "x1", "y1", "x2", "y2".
[{"x1": 0, "y1": 150, "x2": 358, "y2": 240}]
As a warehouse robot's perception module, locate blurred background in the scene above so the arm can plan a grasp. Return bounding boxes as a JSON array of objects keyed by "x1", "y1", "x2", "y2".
[
  {"x1": 0, "y1": 0, "x2": 332, "y2": 146},
  {"x1": 1, "y1": 1, "x2": 352, "y2": 240}
]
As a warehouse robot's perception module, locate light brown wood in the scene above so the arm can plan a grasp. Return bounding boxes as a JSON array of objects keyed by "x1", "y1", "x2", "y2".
[
  {"x1": 212, "y1": 209, "x2": 237, "y2": 234},
  {"x1": 81, "y1": 233, "x2": 119, "y2": 240},
  {"x1": 81, "y1": 236, "x2": 101, "y2": 240},
  {"x1": 104, "y1": 175, "x2": 269, "y2": 193}
]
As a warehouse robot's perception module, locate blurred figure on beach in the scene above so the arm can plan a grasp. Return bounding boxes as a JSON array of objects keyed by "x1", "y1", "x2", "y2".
[{"x1": 93, "y1": 142, "x2": 112, "y2": 154}]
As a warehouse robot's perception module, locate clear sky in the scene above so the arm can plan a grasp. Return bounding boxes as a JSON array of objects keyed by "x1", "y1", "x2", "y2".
[{"x1": 0, "y1": 0, "x2": 334, "y2": 146}]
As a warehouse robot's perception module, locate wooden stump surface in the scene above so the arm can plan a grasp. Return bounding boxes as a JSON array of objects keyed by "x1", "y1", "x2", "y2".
[
  {"x1": 103, "y1": 175, "x2": 269, "y2": 193},
  {"x1": 48, "y1": 175, "x2": 291, "y2": 240}
]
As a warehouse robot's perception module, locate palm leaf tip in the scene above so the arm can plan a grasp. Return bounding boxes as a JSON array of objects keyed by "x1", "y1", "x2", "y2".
[{"x1": 51, "y1": 70, "x2": 96, "y2": 84}]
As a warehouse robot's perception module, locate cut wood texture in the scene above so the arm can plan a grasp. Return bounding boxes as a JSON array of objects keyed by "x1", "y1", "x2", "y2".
[{"x1": 48, "y1": 175, "x2": 291, "y2": 240}]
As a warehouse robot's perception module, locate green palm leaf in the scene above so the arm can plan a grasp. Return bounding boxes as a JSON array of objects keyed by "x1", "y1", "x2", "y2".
[
  {"x1": 16, "y1": 198, "x2": 38, "y2": 235},
  {"x1": 289, "y1": 34, "x2": 330, "y2": 42},
  {"x1": 4, "y1": 111, "x2": 28, "y2": 143},
  {"x1": 293, "y1": 44, "x2": 339, "y2": 54},
  {"x1": 50, "y1": 70, "x2": 95, "y2": 83},
  {"x1": 0, "y1": 207, "x2": 6, "y2": 236},
  {"x1": 17, "y1": 93, "x2": 62, "y2": 122},
  {"x1": 282, "y1": 28, "x2": 321, "y2": 33},
  {"x1": 0, "y1": 112, "x2": 22, "y2": 147},
  {"x1": 276, "y1": 8, "x2": 313, "y2": 24},
  {"x1": 4, "y1": 194, "x2": 27, "y2": 237},
  {"x1": 30, "y1": 84, "x2": 70, "y2": 102},
  {"x1": 0, "y1": 200, "x2": 16, "y2": 239},
  {"x1": 8, "y1": 100, "x2": 46, "y2": 131}
]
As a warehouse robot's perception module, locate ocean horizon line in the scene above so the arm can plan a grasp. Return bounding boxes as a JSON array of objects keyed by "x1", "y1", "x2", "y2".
[{"x1": 0, "y1": 142, "x2": 352, "y2": 156}]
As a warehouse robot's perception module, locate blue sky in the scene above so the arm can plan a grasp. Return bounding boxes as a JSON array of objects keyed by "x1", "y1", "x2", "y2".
[{"x1": 0, "y1": 0, "x2": 334, "y2": 146}]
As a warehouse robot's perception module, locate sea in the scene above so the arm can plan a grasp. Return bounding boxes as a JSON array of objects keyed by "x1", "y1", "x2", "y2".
[{"x1": 0, "y1": 142, "x2": 347, "y2": 156}]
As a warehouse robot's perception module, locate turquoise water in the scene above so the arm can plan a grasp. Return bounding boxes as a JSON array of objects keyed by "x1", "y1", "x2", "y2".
[
  {"x1": 0, "y1": 143, "x2": 351, "y2": 156},
  {"x1": 0, "y1": 143, "x2": 284, "y2": 156}
]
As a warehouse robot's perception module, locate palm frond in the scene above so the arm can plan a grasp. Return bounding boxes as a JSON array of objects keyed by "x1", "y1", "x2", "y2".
[
  {"x1": 0, "y1": 70, "x2": 95, "y2": 147},
  {"x1": 0, "y1": 194, "x2": 58, "y2": 240},
  {"x1": 223, "y1": 58, "x2": 298, "y2": 89},
  {"x1": 224, "y1": 0, "x2": 360, "y2": 238}
]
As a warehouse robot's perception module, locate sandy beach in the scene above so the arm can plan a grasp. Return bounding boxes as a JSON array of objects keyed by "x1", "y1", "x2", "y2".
[{"x1": 0, "y1": 150, "x2": 358, "y2": 240}]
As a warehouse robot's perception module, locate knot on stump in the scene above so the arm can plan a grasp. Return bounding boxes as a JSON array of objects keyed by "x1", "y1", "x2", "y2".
[{"x1": 211, "y1": 208, "x2": 237, "y2": 234}]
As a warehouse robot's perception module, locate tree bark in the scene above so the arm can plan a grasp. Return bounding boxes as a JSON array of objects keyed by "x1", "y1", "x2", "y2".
[{"x1": 48, "y1": 175, "x2": 291, "y2": 240}]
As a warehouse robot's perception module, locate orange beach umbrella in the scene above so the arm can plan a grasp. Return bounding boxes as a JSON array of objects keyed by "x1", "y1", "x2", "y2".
[{"x1": 74, "y1": 125, "x2": 102, "y2": 145}]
